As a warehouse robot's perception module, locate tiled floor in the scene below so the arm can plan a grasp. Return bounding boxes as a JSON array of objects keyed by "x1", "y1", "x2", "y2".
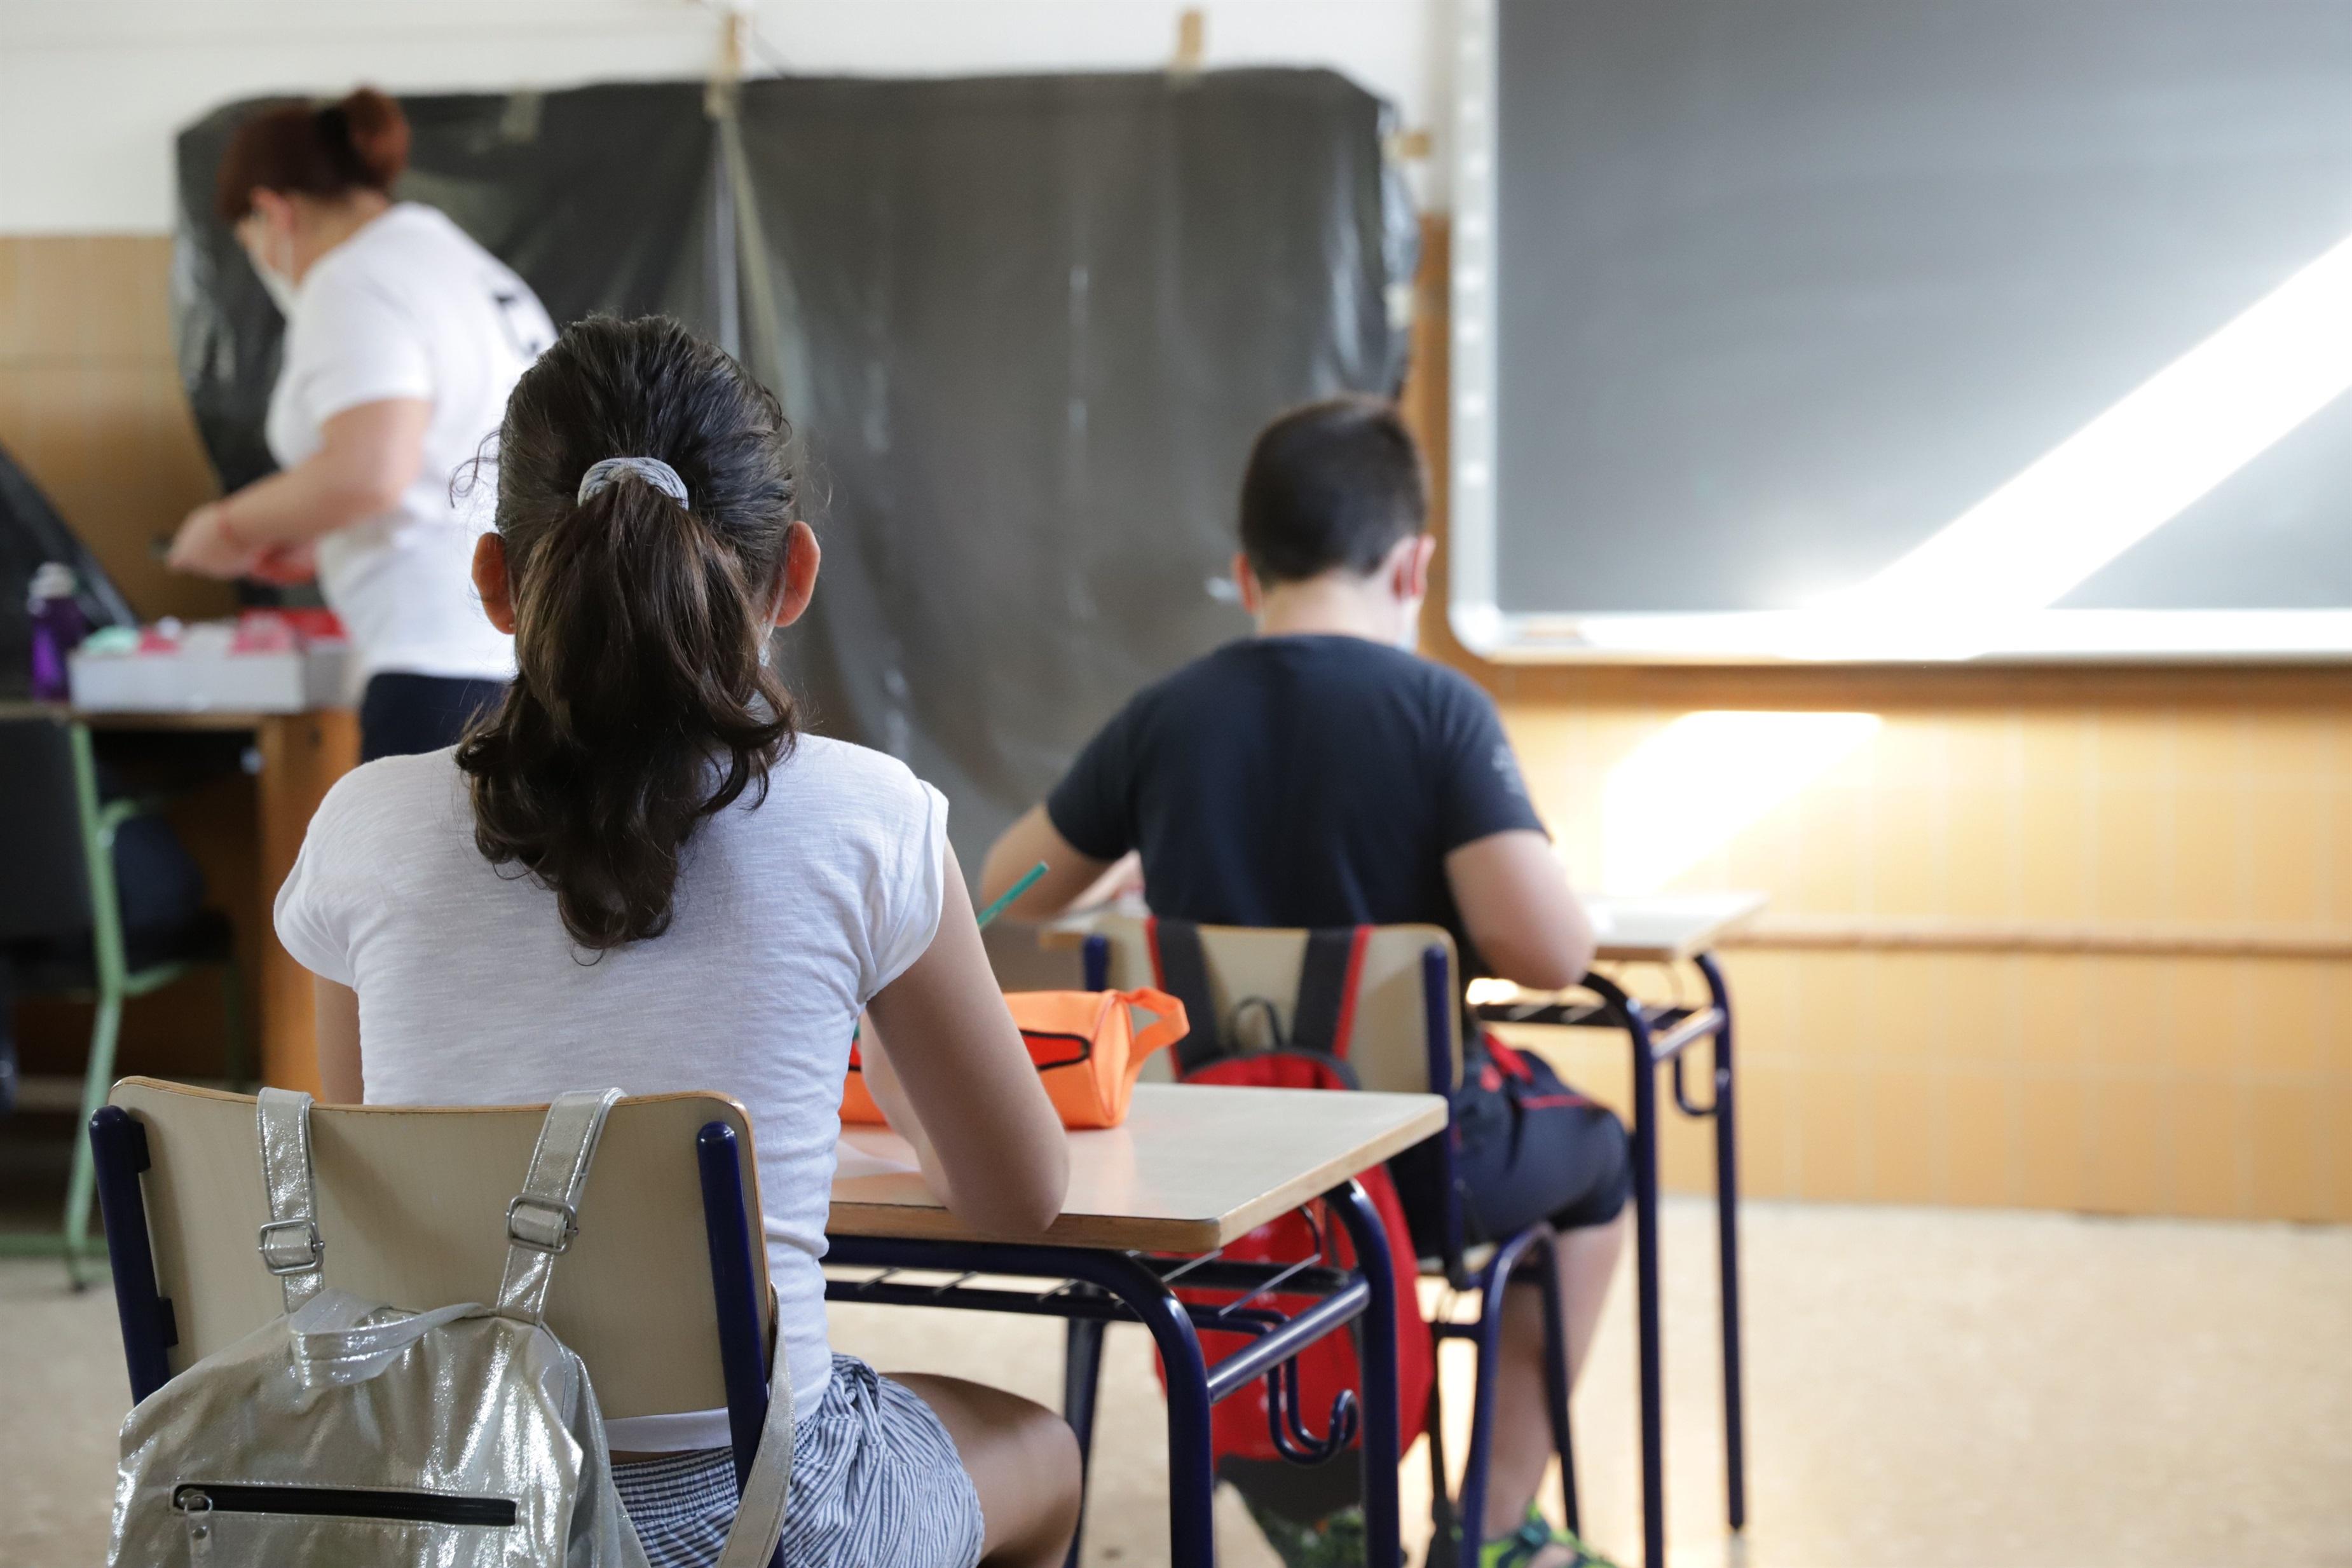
[{"x1": 3, "y1": 1196, "x2": 2345, "y2": 1567}]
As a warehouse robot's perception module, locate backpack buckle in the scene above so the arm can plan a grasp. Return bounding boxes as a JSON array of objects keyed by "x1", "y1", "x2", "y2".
[
  {"x1": 256, "y1": 1217, "x2": 324, "y2": 1276},
  {"x1": 505, "y1": 1194, "x2": 579, "y2": 1254}
]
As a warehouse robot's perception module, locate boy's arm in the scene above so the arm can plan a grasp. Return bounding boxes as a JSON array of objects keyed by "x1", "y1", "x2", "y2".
[
  {"x1": 979, "y1": 804, "x2": 1113, "y2": 920},
  {"x1": 985, "y1": 690, "x2": 1142, "y2": 918},
  {"x1": 1444, "y1": 830, "x2": 1599, "y2": 990},
  {"x1": 1434, "y1": 678, "x2": 1596, "y2": 989}
]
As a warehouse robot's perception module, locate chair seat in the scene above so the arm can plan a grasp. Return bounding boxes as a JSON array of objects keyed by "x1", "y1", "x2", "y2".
[{"x1": 6, "y1": 908, "x2": 236, "y2": 993}]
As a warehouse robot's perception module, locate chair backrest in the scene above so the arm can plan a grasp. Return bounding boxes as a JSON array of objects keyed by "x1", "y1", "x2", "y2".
[
  {"x1": 107, "y1": 1077, "x2": 772, "y2": 1424},
  {"x1": 0, "y1": 716, "x2": 94, "y2": 940},
  {"x1": 1088, "y1": 915, "x2": 1462, "y2": 1096}
]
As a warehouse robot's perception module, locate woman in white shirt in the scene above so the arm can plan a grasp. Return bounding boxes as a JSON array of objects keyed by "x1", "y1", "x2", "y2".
[
  {"x1": 273, "y1": 315, "x2": 1081, "y2": 1567},
  {"x1": 170, "y1": 88, "x2": 554, "y2": 762}
]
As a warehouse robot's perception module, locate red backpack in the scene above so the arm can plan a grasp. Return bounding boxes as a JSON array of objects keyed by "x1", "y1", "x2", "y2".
[{"x1": 1146, "y1": 919, "x2": 1437, "y2": 1470}]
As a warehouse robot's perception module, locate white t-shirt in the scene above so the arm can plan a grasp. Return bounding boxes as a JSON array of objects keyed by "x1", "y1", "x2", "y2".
[
  {"x1": 273, "y1": 736, "x2": 949, "y2": 1445},
  {"x1": 266, "y1": 202, "x2": 555, "y2": 683}
]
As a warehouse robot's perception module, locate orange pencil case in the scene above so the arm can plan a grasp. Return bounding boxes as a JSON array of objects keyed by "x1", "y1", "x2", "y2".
[{"x1": 841, "y1": 988, "x2": 1187, "y2": 1131}]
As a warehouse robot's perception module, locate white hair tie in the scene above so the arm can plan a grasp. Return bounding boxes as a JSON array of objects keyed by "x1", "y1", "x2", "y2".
[{"x1": 577, "y1": 456, "x2": 689, "y2": 508}]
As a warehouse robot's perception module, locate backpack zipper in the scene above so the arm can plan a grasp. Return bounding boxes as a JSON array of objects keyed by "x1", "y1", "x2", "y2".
[
  {"x1": 179, "y1": 1490, "x2": 212, "y2": 1563},
  {"x1": 173, "y1": 1483, "x2": 518, "y2": 1528}
]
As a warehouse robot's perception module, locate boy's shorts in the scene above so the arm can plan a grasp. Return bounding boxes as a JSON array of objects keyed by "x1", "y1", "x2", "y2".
[{"x1": 1390, "y1": 1036, "x2": 1632, "y2": 1260}]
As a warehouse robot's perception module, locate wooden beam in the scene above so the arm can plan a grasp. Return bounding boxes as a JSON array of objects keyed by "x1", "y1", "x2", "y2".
[{"x1": 1726, "y1": 915, "x2": 2352, "y2": 962}]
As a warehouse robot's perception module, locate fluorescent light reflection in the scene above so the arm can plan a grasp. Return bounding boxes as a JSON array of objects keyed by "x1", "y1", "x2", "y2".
[
  {"x1": 1807, "y1": 232, "x2": 2352, "y2": 657},
  {"x1": 1488, "y1": 233, "x2": 2352, "y2": 664},
  {"x1": 1601, "y1": 711, "x2": 1880, "y2": 894}
]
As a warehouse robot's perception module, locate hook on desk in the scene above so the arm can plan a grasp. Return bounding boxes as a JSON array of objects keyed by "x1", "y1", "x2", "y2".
[
  {"x1": 1215, "y1": 1306, "x2": 1361, "y2": 1465},
  {"x1": 1671, "y1": 1040, "x2": 1725, "y2": 1118}
]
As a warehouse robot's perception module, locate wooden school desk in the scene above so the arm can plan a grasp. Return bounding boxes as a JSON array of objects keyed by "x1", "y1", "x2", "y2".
[
  {"x1": 1473, "y1": 891, "x2": 1766, "y2": 1568},
  {"x1": 0, "y1": 703, "x2": 357, "y2": 1096},
  {"x1": 826, "y1": 1082, "x2": 1447, "y2": 1568}
]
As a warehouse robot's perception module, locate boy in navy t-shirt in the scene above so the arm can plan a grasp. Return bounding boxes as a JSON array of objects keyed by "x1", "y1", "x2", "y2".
[{"x1": 983, "y1": 397, "x2": 1627, "y2": 1568}]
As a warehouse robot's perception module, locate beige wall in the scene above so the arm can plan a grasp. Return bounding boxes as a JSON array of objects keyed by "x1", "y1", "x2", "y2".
[
  {"x1": 0, "y1": 236, "x2": 231, "y2": 625},
  {"x1": 1498, "y1": 703, "x2": 2349, "y2": 1223}
]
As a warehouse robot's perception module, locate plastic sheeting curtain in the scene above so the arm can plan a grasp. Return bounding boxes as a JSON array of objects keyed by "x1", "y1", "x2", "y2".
[{"x1": 174, "y1": 70, "x2": 1416, "y2": 862}]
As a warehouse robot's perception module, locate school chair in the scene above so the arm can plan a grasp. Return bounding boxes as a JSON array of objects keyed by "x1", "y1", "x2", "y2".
[
  {"x1": 0, "y1": 716, "x2": 247, "y2": 1286},
  {"x1": 1074, "y1": 917, "x2": 1578, "y2": 1568},
  {"x1": 86, "y1": 1078, "x2": 788, "y2": 1566}
]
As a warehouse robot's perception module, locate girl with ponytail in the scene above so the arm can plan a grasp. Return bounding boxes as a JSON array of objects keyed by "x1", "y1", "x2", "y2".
[{"x1": 274, "y1": 317, "x2": 1081, "y2": 1567}]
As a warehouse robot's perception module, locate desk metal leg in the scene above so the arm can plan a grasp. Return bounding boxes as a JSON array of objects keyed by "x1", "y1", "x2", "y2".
[
  {"x1": 1695, "y1": 953, "x2": 1747, "y2": 1532},
  {"x1": 1327, "y1": 1179, "x2": 1403, "y2": 1568},
  {"x1": 1445, "y1": 1224, "x2": 1552, "y2": 1564},
  {"x1": 1062, "y1": 1308, "x2": 1107, "y2": 1568},
  {"x1": 1124, "y1": 1265, "x2": 1217, "y2": 1568},
  {"x1": 1534, "y1": 1229, "x2": 1580, "y2": 1536},
  {"x1": 1631, "y1": 1011, "x2": 1666, "y2": 1568},
  {"x1": 1587, "y1": 975, "x2": 1667, "y2": 1568}
]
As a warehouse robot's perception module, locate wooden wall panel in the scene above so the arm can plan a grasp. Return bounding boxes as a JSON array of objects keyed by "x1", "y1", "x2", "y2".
[{"x1": 0, "y1": 235, "x2": 233, "y2": 626}]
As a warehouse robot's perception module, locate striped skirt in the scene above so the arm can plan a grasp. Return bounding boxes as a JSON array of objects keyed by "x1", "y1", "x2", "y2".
[{"x1": 613, "y1": 1354, "x2": 985, "y2": 1568}]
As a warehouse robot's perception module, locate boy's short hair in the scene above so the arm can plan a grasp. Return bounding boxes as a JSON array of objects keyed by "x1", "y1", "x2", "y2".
[{"x1": 1238, "y1": 396, "x2": 1428, "y2": 584}]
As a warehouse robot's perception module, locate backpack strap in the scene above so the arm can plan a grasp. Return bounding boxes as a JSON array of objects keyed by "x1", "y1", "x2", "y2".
[
  {"x1": 1148, "y1": 917, "x2": 1225, "y2": 1074},
  {"x1": 495, "y1": 1088, "x2": 624, "y2": 1323},
  {"x1": 1290, "y1": 926, "x2": 1371, "y2": 1061},
  {"x1": 254, "y1": 1087, "x2": 325, "y2": 1312},
  {"x1": 716, "y1": 1357, "x2": 797, "y2": 1567}
]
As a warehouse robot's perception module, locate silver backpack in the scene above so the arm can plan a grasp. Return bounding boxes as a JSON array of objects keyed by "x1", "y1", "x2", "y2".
[{"x1": 109, "y1": 1087, "x2": 795, "y2": 1567}]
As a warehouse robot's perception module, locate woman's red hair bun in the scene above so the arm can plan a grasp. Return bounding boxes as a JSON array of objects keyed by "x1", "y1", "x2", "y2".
[
  {"x1": 335, "y1": 88, "x2": 411, "y2": 187},
  {"x1": 215, "y1": 84, "x2": 410, "y2": 221}
]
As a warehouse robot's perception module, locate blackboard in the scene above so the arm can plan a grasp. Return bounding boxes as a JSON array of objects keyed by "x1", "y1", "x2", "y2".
[{"x1": 1448, "y1": 0, "x2": 2352, "y2": 661}]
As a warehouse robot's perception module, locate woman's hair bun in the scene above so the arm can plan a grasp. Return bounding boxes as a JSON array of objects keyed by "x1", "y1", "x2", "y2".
[
  {"x1": 334, "y1": 87, "x2": 411, "y2": 187},
  {"x1": 215, "y1": 84, "x2": 410, "y2": 219}
]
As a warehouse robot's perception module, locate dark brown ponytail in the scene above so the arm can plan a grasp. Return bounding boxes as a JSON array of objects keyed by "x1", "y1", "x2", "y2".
[
  {"x1": 456, "y1": 316, "x2": 800, "y2": 951},
  {"x1": 216, "y1": 86, "x2": 411, "y2": 222}
]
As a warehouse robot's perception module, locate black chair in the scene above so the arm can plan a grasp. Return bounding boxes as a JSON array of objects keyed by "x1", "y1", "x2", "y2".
[{"x1": 0, "y1": 715, "x2": 246, "y2": 1285}]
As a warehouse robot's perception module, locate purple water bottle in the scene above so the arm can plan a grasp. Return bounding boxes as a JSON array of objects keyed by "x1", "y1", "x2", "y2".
[{"x1": 27, "y1": 561, "x2": 89, "y2": 704}]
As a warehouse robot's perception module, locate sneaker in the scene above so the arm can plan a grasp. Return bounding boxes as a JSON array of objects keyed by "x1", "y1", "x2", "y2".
[
  {"x1": 1477, "y1": 1507, "x2": 1622, "y2": 1568},
  {"x1": 1240, "y1": 1496, "x2": 1368, "y2": 1568}
]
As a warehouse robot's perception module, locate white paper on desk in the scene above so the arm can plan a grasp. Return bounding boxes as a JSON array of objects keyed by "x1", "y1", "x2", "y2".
[{"x1": 832, "y1": 1138, "x2": 919, "y2": 1181}]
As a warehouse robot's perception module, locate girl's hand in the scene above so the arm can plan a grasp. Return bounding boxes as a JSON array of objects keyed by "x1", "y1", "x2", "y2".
[
  {"x1": 249, "y1": 540, "x2": 319, "y2": 586},
  {"x1": 166, "y1": 502, "x2": 261, "y2": 580}
]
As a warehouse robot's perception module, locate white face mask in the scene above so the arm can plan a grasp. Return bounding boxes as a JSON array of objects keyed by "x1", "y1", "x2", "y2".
[
  {"x1": 256, "y1": 261, "x2": 300, "y2": 318},
  {"x1": 242, "y1": 228, "x2": 300, "y2": 318}
]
